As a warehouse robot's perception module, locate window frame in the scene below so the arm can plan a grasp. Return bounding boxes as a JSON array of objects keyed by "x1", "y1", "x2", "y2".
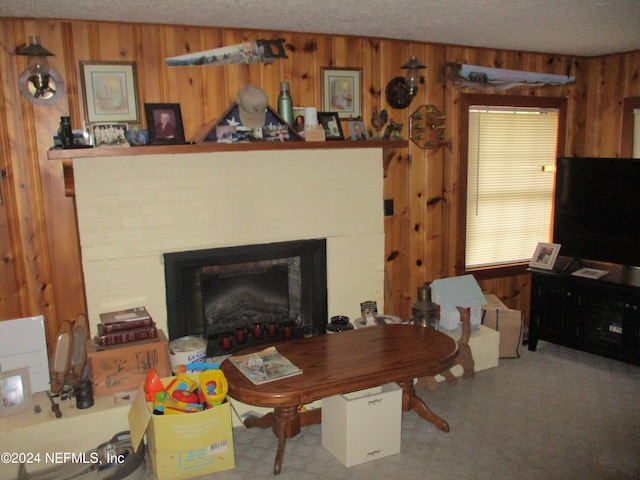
[
  {"x1": 621, "y1": 96, "x2": 640, "y2": 157},
  {"x1": 456, "y1": 94, "x2": 567, "y2": 278}
]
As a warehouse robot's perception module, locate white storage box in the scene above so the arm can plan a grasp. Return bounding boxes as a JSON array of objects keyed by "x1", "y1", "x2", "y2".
[{"x1": 322, "y1": 383, "x2": 401, "y2": 467}]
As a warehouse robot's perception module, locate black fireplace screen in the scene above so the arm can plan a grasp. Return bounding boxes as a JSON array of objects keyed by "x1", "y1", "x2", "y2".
[
  {"x1": 164, "y1": 239, "x2": 327, "y2": 355},
  {"x1": 201, "y1": 262, "x2": 292, "y2": 334}
]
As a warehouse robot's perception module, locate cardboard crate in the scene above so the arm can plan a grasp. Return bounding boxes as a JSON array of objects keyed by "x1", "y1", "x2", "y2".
[
  {"x1": 431, "y1": 275, "x2": 486, "y2": 330},
  {"x1": 437, "y1": 324, "x2": 499, "y2": 379},
  {"x1": 87, "y1": 329, "x2": 171, "y2": 397},
  {"x1": 128, "y1": 373, "x2": 235, "y2": 479},
  {"x1": 482, "y1": 294, "x2": 524, "y2": 359}
]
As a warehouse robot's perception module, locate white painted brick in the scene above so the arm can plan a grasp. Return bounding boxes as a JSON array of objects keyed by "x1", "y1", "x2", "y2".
[{"x1": 74, "y1": 149, "x2": 387, "y2": 336}]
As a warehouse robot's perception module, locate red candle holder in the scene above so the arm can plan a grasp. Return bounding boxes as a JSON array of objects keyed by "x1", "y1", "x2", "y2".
[
  {"x1": 219, "y1": 333, "x2": 232, "y2": 351},
  {"x1": 252, "y1": 322, "x2": 264, "y2": 339},
  {"x1": 235, "y1": 326, "x2": 247, "y2": 344},
  {"x1": 282, "y1": 322, "x2": 295, "y2": 340},
  {"x1": 267, "y1": 321, "x2": 279, "y2": 338}
]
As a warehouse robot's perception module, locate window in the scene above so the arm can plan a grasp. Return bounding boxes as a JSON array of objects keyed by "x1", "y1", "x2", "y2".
[
  {"x1": 458, "y1": 95, "x2": 567, "y2": 271},
  {"x1": 622, "y1": 97, "x2": 640, "y2": 158},
  {"x1": 634, "y1": 108, "x2": 640, "y2": 158}
]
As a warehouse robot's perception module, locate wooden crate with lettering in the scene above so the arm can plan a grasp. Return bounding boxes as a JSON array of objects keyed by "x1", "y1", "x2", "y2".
[{"x1": 87, "y1": 329, "x2": 171, "y2": 397}]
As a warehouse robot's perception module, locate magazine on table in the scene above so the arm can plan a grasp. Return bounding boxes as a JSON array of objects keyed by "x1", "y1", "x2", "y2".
[
  {"x1": 571, "y1": 267, "x2": 609, "y2": 279},
  {"x1": 228, "y1": 346, "x2": 302, "y2": 385}
]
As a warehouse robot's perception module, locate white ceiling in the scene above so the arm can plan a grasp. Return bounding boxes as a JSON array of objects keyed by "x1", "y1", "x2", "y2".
[{"x1": 2, "y1": 0, "x2": 639, "y2": 57}]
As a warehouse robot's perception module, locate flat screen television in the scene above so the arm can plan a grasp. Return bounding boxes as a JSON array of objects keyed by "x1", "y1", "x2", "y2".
[{"x1": 553, "y1": 157, "x2": 640, "y2": 268}]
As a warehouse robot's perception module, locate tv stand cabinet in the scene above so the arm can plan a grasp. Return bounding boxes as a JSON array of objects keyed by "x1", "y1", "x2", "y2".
[{"x1": 529, "y1": 259, "x2": 640, "y2": 366}]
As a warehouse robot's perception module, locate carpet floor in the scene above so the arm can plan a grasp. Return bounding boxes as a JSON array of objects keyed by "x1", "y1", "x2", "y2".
[{"x1": 146, "y1": 340, "x2": 640, "y2": 479}]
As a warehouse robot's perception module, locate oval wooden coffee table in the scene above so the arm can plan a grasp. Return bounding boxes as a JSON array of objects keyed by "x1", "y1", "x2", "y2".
[{"x1": 221, "y1": 324, "x2": 458, "y2": 474}]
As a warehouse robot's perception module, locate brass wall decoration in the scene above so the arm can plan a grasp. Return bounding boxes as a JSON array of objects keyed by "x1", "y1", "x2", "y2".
[{"x1": 409, "y1": 105, "x2": 445, "y2": 149}]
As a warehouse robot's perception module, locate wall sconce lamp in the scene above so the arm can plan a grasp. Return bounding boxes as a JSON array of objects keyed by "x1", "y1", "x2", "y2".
[
  {"x1": 17, "y1": 36, "x2": 64, "y2": 105},
  {"x1": 385, "y1": 56, "x2": 426, "y2": 109}
]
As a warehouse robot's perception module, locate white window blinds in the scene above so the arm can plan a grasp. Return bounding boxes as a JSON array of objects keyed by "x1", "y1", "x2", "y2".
[{"x1": 466, "y1": 107, "x2": 559, "y2": 268}]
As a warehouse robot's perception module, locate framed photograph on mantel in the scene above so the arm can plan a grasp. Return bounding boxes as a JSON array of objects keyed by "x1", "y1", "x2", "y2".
[
  {"x1": 145, "y1": 103, "x2": 185, "y2": 145},
  {"x1": 322, "y1": 67, "x2": 362, "y2": 119},
  {"x1": 529, "y1": 242, "x2": 561, "y2": 270},
  {"x1": 317, "y1": 112, "x2": 344, "y2": 140},
  {"x1": 80, "y1": 61, "x2": 139, "y2": 123}
]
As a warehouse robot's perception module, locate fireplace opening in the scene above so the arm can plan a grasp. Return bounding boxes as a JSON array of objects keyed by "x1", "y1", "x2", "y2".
[{"x1": 164, "y1": 239, "x2": 327, "y2": 356}]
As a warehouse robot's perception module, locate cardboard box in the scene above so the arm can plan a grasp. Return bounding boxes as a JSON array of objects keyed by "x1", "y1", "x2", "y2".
[
  {"x1": 438, "y1": 324, "x2": 499, "y2": 378},
  {"x1": 482, "y1": 294, "x2": 524, "y2": 359},
  {"x1": 437, "y1": 305, "x2": 483, "y2": 331},
  {"x1": 87, "y1": 329, "x2": 171, "y2": 397},
  {"x1": 128, "y1": 372, "x2": 235, "y2": 479},
  {"x1": 431, "y1": 275, "x2": 486, "y2": 330}
]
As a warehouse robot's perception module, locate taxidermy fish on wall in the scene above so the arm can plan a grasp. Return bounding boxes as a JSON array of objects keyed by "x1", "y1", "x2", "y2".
[
  {"x1": 438, "y1": 62, "x2": 575, "y2": 91},
  {"x1": 166, "y1": 39, "x2": 288, "y2": 66}
]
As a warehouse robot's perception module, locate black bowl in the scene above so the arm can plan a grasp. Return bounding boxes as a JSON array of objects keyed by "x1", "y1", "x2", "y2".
[{"x1": 330, "y1": 315, "x2": 350, "y2": 326}]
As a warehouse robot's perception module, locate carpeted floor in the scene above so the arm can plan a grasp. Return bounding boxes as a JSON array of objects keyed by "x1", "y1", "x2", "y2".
[{"x1": 148, "y1": 340, "x2": 640, "y2": 479}]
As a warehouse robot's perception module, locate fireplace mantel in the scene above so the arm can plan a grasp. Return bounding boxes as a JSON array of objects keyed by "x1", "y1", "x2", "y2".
[{"x1": 48, "y1": 140, "x2": 407, "y2": 196}]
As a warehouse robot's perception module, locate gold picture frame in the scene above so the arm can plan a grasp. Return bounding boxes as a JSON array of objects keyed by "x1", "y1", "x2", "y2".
[
  {"x1": 80, "y1": 61, "x2": 139, "y2": 123},
  {"x1": 0, "y1": 367, "x2": 32, "y2": 417},
  {"x1": 322, "y1": 67, "x2": 362, "y2": 119}
]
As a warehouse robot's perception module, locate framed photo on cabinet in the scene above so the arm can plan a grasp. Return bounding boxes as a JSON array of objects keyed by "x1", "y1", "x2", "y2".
[{"x1": 529, "y1": 242, "x2": 561, "y2": 270}]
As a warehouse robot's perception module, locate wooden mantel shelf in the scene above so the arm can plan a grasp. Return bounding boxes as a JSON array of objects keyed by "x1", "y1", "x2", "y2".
[
  {"x1": 47, "y1": 139, "x2": 407, "y2": 160},
  {"x1": 48, "y1": 140, "x2": 407, "y2": 196}
]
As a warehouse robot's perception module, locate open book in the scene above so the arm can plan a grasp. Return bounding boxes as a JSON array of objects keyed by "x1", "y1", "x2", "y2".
[{"x1": 228, "y1": 346, "x2": 302, "y2": 385}]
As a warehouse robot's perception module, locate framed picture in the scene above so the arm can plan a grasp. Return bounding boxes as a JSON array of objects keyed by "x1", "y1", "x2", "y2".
[
  {"x1": 0, "y1": 367, "x2": 32, "y2": 417},
  {"x1": 293, "y1": 107, "x2": 305, "y2": 134},
  {"x1": 92, "y1": 123, "x2": 129, "y2": 147},
  {"x1": 145, "y1": 103, "x2": 185, "y2": 145},
  {"x1": 347, "y1": 120, "x2": 368, "y2": 141},
  {"x1": 125, "y1": 128, "x2": 148, "y2": 146},
  {"x1": 322, "y1": 67, "x2": 362, "y2": 119},
  {"x1": 317, "y1": 112, "x2": 344, "y2": 140},
  {"x1": 80, "y1": 61, "x2": 139, "y2": 123},
  {"x1": 530, "y1": 242, "x2": 561, "y2": 269}
]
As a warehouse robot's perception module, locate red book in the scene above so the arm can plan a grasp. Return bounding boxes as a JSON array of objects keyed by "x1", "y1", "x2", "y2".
[
  {"x1": 95, "y1": 324, "x2": 158, "y2": 347},
  {"x1": 97, "y1": 318, "x2": 154, "y2": 335}
]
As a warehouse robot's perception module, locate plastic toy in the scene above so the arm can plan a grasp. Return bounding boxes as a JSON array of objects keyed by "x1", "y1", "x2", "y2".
[{"x1": 143, "y1": 368, "x2": 165, "y2": 402}]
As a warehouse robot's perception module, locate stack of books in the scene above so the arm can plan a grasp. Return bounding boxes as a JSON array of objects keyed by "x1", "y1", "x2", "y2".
[{"x1": 95, "y1": 306, "x2": 158, "y2": 347}]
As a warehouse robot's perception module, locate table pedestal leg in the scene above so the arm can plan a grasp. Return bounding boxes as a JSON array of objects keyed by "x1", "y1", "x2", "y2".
[
  {"x1": 244, "y1": 405, "x2": 300, "y2": 474},
  {"x1": 272, "y1": 405, "x2": 299, "y2": 474},
  {"x1": 397, "y1": 379, "x2": 450, "y2": 432}
]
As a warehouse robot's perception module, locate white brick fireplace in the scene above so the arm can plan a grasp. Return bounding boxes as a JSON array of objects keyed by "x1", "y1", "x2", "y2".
[{"x1": 72, "y1": 147, "x2": 386, "y2": 338}]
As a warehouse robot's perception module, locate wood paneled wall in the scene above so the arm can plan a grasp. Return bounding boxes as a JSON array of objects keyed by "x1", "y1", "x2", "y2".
[{"x1": 1, "y1": 17, "x2": 638, "y2": 350}]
